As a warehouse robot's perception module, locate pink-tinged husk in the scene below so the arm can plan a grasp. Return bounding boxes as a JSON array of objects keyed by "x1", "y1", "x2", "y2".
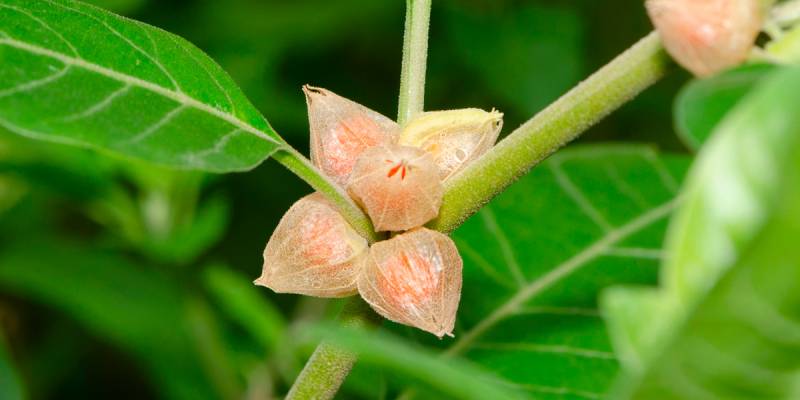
[
  {"x1": 398, "y1": 109, "x2": 504, "y2": 181},
  {"x1": 257, "y1": 193, "x2": 368, "y2": 298},
  {"x1": 646, "y1": 0, "x2": 763, "y2": 77},
  {"x1": 347, "y1": 144, "x2": 444, "y2": 232},
  {"x1": 304, "y1": 85, "x2": 399, "y2": 186},
  {"x1": 357, "y1": 228, "x2": 462, "y2": 338}
]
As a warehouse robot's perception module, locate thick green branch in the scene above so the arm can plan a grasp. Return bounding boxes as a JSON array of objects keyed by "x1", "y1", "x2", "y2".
[
  {"x1": 284, "y1": 300, "x2": 380, "y2": 400},
  {"x1": 397, "y1": 0, "x2": 432, "y2": 124},
  {"x1": 272, "y1": 148, "x2": 379, "y2": 243},
  {"x1": 429, "y1": 31, "x2": 673, "y2": 233}
]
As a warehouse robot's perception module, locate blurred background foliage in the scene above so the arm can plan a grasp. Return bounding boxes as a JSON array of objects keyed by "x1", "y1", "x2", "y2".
[{"x1": 0, "y1": 0, "x2": 693, "y2": 399}]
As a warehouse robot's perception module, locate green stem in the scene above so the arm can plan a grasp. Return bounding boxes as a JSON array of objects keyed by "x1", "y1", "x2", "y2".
[
  {"x1": 285, "y1": 2, "x2": 432, "y2": 399},
  {"x1": 272, "y1": 148, "x2": 379, "y2": 243},
  {"x1": 397, "y1": 0, "x2": 432, "y2": 125},
  {"x1": 285, "y1": 17, "x2": 670, "y2": 400},
  {"x1": 284, "y1": 300, "x2": 381, "y2": 400},
  {"x1": 429, "y1": 31, "x2": 673, "y2": 233}
]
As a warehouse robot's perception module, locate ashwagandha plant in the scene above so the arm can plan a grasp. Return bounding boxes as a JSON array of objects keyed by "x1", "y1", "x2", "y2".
[{"x1": 2, "y1": 0, "x2": 800, "y2": 399}]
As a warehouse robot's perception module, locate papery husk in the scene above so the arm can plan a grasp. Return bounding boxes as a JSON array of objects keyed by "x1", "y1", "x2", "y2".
[
  {"x1": 257, "y1": 193, "x2": 368, "y2": 298},
  {"x1": 646, "y1": 0, "x2": 763, "y2": 77},
  {"x1": 398, "y1": 108, "x2": 503, "y2": 181},
  {"x1": 347, "y1": 144, "x2": 443, "y2": 232},
  {"x1": 304, "y1": 85, "x2": 399, "y2": 186},
  {"x1": 357, "y1": 228, "x2": 462, "y2": 338}
]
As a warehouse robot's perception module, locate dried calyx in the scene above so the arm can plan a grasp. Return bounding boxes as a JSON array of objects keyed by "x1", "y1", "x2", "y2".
[
  {"x1": 259, "y1": 86, "x2": 504, "y2": 336},
  {"x1": 304, "y1": 85, "x2": 398, "y2": 186},
  {"x1": 398, "y1": 108, "x2": 503, "y2": 180},
  {"x1": 257, "y1": 193, "x2": 367, "y2": 298},
  {"x1": 646, "y1": 0, "x2": 764, "y2": 77},
  {"x1": 348, "y1": 144, "x2": 443, "y2": 232},
  {"x1": 358, "y1": 228, "x2": 462, "y2": 338}
]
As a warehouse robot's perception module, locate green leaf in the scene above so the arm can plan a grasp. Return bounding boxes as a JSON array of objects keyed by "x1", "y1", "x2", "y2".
[
  {"x1": 674, "y1": 64, "x2": 777, "y2": 151},
  {"x1": 407, "y1": 145, "x2": 690, "y2": 399},
  {"x1": 604, "y1": 66, "x2": 800, "y2": 398},
  {"x1": 0, "y1": 238, "x2": 218, "y2": 400},
  {"x1": 204, "y1": 266, "x2": 286, "y2": 351},
  {"x1": 140, "y1": 195, "x2": 230, "y2": 264},
  {"x1": 0, "y1": 0, "x2": 283, "y2": 172},
  {"x1": 82, "y1": 0, "x2": 146, "y2": 14},
  {"x1": 0, "y1": 333, "x2": 25, "y2": 400},
  {"x1": 301, "y1": 323, "x2": 528, "y2": 400}
]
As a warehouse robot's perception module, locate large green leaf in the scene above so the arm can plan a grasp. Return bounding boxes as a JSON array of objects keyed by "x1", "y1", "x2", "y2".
[
  {"x1": 302, "y1": 323, "x2": 528, "y2": 400},
  {"x1": 627, "y1": 160, "x2": 800, "y2": 399},
  {"x1": 204, "y1": 265, "x2": 287, "y2": 352},
  {"x1": 0, "y1": 238, "x2": 218, "y2": 400},
  {"x1": 0, "y1": 333, "x2": 25, "y2": 400},
  {"x1": 0, "y1": 0, "x2": 283, "y2": 172},
  {"x1": 395, "y1": 145, "x2": 690, "y2": 399},
  {"x1": 83, "y1": 0, "x2": 146, "y2": 14},
  {"x1": 604, "y1": 66, "x2": 800, "y2": 398},
  {"x1": 674, "y1": 64, "x2": 776, "y2": 151}
]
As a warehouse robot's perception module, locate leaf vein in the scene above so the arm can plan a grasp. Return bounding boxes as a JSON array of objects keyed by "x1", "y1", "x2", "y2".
[
  {"x1": 472, "y1": 342, "x2": 616, "y2": 360},
  {"x1": 604, "y1": 163, "x2": 650, "y2": 210},
  {"x1": 0, "y1": 65, "x2": 70, "y2": 98},
  {"x1": 549, "y1": 162, "x2": 614, "y2": 232},
  {"x1": 0, "y1": 3, "x2": 79, "y2": 56},
  {"x1": 0, "y1": 37, "x2": 283, "y2": 147},
  {"x1": 164, "y1": 33, "x2": 235, "y2": 115},
  {"x1": 480, "y1": 206, "x2": 526, "y2": 286},
  {"x1": 184, "y1": 128, "x2": 242, "y2": 165},
  {"x1": 603, "y1": 247, "x2": 664, "y2": 260},
  {"x1": 42, "y1": 0, "x2": 181, "y2": 91},
  {"x1": 446, "y1": 199, "x2": 678, "y2": 356},
  {"x1": 128, "y1": 104, "x2": 186, "y2": 143},
  {"x1": 642, "y1": 150, "x2": 679, "y2": 193},
  {"x1": 60, "y1": 83, "x2": 130, "y2": 122},
  {"x1": 455, "y1": 239, "x2": 517, "y2": 290}
]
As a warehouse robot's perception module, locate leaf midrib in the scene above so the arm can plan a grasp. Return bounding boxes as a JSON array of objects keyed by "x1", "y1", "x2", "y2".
[
  {"x1": 0, "y1": 36, "x2": 283, "y2": 147},
  {"x1": 446, "y1": 199, "x2": 679, "y2": 356}
]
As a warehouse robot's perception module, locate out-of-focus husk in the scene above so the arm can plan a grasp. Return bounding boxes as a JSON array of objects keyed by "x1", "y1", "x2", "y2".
[{"x1": 646, "y1": 0, "x2": 763, "y2": 77}]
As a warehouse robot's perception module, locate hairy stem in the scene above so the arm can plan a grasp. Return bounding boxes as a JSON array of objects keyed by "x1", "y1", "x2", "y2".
[
  {"x1": 397, "y1": 0, "x2": 432, "y2": 124},
  {"x1": 284, "y1": 300, "x2": 381, "y2": 400},
  {"x1": 272, "y1": 148, "x2": 379, "y2": 243},
  {"x1": 429, "y1": 31, "x2": 673, "y2": 233}
]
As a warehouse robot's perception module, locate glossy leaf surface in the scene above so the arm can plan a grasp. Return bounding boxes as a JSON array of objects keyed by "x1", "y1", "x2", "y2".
[
  {"x1": 0, "y1": 0, "x2": 282, "y2": 172},
  {"x1": 391, "y1": 145, "x2": 690, "y2": 399}
]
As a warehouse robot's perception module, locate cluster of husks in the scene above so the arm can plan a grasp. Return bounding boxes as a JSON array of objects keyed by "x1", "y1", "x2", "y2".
[
  {"x1": 646, "y1": 0, "x2": 763, "y2": 77},
  {"x1": 256, "y1": 86, "x2": 503, "y2": 337}
]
